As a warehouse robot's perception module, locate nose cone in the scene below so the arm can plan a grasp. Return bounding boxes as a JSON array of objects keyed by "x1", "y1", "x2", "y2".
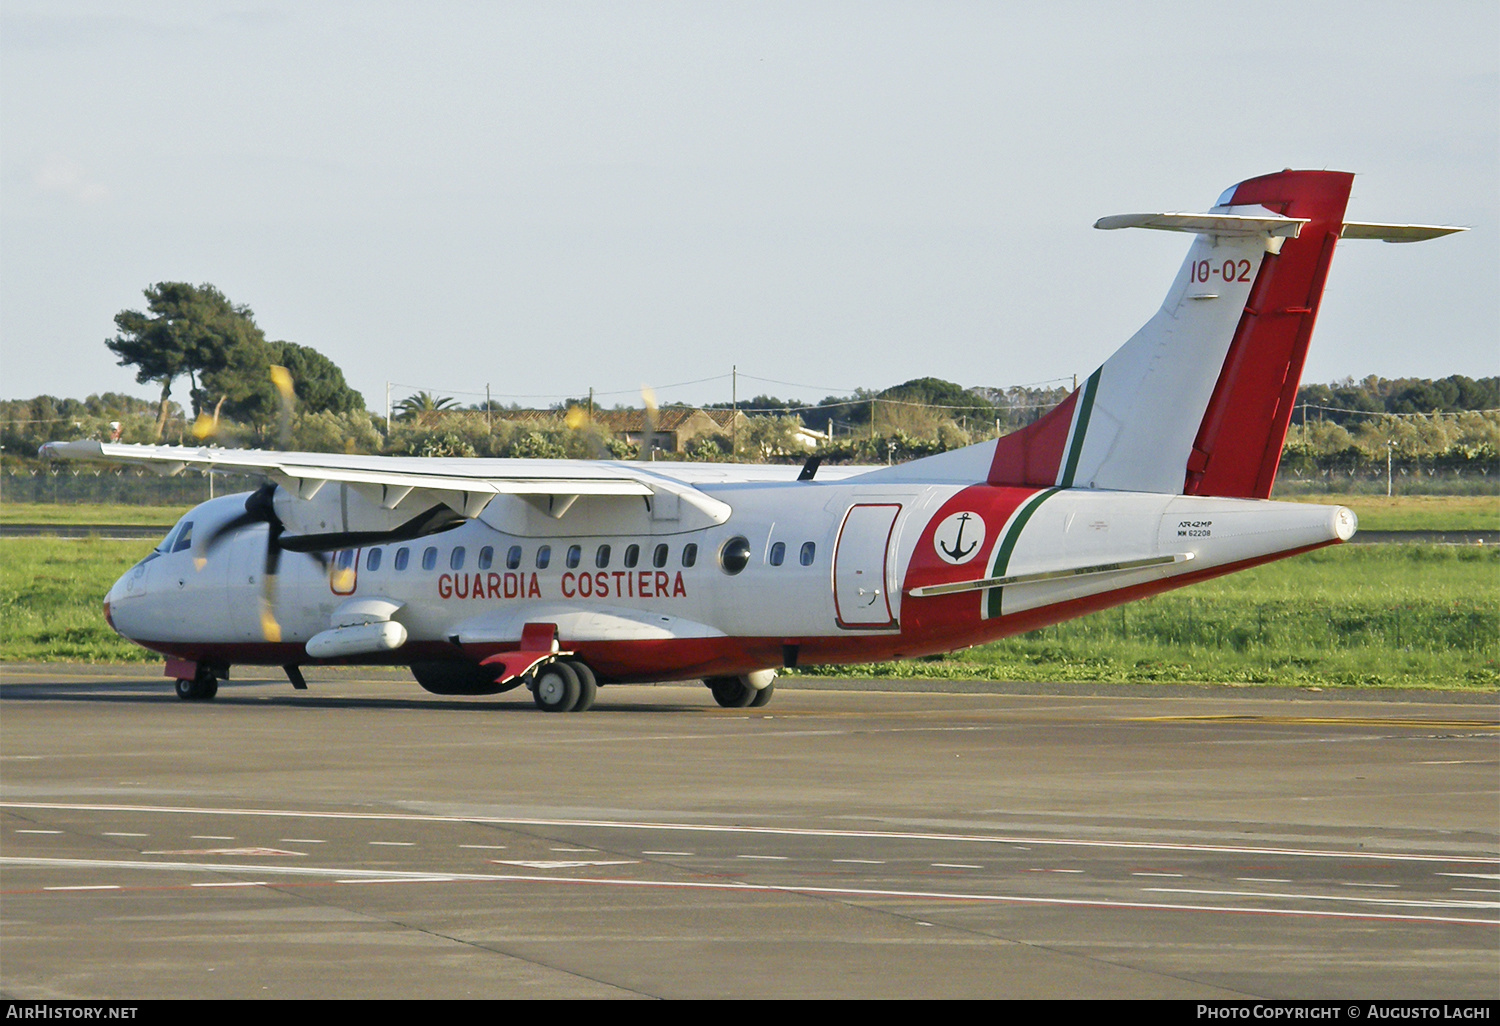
[{"x1": 104, "y1": 562, "x2": 149, "y2": 640}]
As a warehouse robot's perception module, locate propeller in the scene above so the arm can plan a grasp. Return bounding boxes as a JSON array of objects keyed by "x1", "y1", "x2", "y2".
[
  {"x1": 196, "y1": 481, "x2": 330, "y2": 643},
  {"x1": 269, "y1": 364, "x2": 295, "y2": 449}
]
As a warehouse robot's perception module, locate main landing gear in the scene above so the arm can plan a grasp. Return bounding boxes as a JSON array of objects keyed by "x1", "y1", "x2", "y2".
[
  {"x1": 530, "y1": 659, "x2": 598, "y2": 713},
  {"x1": 704, "y1": 673, "x2": 776, "y2": 709}
]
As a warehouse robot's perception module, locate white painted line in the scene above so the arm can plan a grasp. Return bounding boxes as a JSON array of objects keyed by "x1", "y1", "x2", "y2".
[
  {"x1": 833, "y1": 859, "x2": 885, "y2": 865},
  {"x1": 1451, "y1": 888, "x2": 1500, "y2": 894},
  {"x1": 281, "y1": 838, "x2": 326, "y2": 844},
  {"x1": 1339, "y1": 882, "x2": 1399, "y2": 888},
  {"x1": 1438, "y1": 872, "x2": 1500, "y2": 881},
  {"x1": 1132, "y1": 872, "x2": 1183, "y2": 878},
  {"x1": 1143, "y1": 887, "x2": 1499, "y2": 911},
  {"x1": 44, "y1": 884, "x2": 119, "y2": 891},
  {"x1": 369, "y1": 841, "x2": 415, "y2": 846},
  {"x1": 550, "y1": 847, "x2": 597, "y2": 853},
  {"x1": 191, "y1": 835, "x2": 235, "y2": 840},
  {"x1": 642, "y1": 851, "x2": 694, "y2": 856},
  {"x1": 1029, "y1": 868, "x2": 1083, "y2": 873},
  {"x1": 6, "y1": 857, "x2": 1492, "y2": 926},
  {"x1": 491, "y1": 859, "x2": 638, "y2": 869},
  {"x1": 1238, "y1": 877, "x2": 1292, "y2": 884},
  {"x1": 4, "y1": 801, "x2": 1491, "y2": 866},
  {"x1": 931, "y1": 863, "x2": 982, "y2": 869},
  {"x1": 15, "y1": 830, "x2": 62, "y2": 834},
  {"x1": 737, "y1": 855, "x2": 789, "y2": 861},
  {"x1": 102, "y1": 832, "x2": 148, "y2": 837},
  {"x1": 192, "y1": 881, "x2": 269, "y2": 888},
  {"x1": 459, "y1": 844, "x2": 508, "y2": 850}
]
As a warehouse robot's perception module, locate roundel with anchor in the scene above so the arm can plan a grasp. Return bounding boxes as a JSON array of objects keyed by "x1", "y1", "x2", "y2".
[{"x1": 932, "y1": 510, "x2": 986, "y2": 565}]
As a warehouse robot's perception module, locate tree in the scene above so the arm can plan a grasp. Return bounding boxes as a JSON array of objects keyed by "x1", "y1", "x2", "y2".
[
  {"x1": 266, "y1": 341, "x2": 365, "y2": 414},
  {"x1": 107, "y1": 282, "x2": 267, "y2": 437},
  {"x1": 395, "y1": 391, "x2": 460, "y2": 426}
]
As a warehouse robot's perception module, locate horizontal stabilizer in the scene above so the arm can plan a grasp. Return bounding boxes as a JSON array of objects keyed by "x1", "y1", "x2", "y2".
[
  {"x1": 1339, "y1": 221, "x2": 1467, "y2": 243},
  {"x1": 1094, "y1": 212, "x2": 1308, "y2": 238}
]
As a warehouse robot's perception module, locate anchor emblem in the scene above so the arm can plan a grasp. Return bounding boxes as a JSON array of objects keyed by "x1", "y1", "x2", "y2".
[{"x1": 933, "y1": 511, "x2": 986, "y2": 566}]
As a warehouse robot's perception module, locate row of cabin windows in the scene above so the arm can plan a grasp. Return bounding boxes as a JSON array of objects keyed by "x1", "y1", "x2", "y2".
[{"x1": 361, "y1": 539, "x2": 816, "y2": 573}]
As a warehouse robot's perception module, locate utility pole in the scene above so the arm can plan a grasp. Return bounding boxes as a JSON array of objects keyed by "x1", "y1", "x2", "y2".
[
  {"x1": 385, "y1": 382, "x2": 392, "y2": 434},
  {"x1": 486, "y1": 383, "x2": 491, "y2": 429},
  {"x1": 588, "y1": 387, "x2": 594, "y2": 421},
  {"x1": 731, "y1": 365, "x2": 737, "y2": 458}
]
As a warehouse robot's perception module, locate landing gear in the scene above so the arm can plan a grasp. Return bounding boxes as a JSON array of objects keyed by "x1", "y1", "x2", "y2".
[
  {"x1": 706, "y1": 675, "x2": 755, "y2": 708},
  {"x1": 174, "y1": 669, "x2": 218, "y2": 701},
  {"x1": 706, "y1": 672, "x2": 777, "y2": 709},
  {"x1": 530, "y1": 659, "x2": 599, "y2": 712},
  {"x1": 532, "y1": 661, "x2": 580, "y2": 712}
]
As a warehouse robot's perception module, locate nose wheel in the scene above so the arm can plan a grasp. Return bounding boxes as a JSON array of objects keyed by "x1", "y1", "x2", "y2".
[{"x1": 174, "y1": 670, "x2": 219, "y2": 701}]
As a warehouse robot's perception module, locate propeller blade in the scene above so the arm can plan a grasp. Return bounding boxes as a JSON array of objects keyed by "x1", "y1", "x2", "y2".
[
  {"x1": 270, "y1": 365, "x2": 295, "y2": 450},
  {"x1": 259, "y1": 521, "x2": 284, "y2": 643},
  {"x1": 640, "y1": 386, "x2": 658, "y2": 461},
  {"x1": 194, "y1": 481, "x2": 279, "y2": 568}
]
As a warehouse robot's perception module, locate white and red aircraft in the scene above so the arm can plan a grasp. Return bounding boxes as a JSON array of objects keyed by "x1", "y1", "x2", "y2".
[{"x1": 43, "y1": 170, "x2": 1462, "y2": 710}]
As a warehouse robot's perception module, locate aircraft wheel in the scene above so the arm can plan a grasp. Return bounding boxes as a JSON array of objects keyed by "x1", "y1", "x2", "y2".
[
  {"x1": 174, "y1": 674, "x2": 217, "y2": 701},
  {"x1": 706, "y1": 676, "x2": 754, "y2": 708},
  {"x1": 749, "y1": 681, "x2": 775, "y2": 708},
  {"x1": 533, "y1": 662, "x2": 581, "y2": 712},
  {"x1": 568, "y1": 661, "x2": 598, "y2": 713}
]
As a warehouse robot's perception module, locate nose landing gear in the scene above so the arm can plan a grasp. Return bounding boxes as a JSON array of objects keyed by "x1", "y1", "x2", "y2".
[{"x1": 174, "y1": 668, "x2": 219, "y2": 701}]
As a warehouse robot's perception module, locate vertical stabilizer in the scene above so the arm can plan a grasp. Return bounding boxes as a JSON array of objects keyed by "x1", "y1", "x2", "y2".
[{"x1": 986, "y1": 170, "x2": 1353, "y2": 497}]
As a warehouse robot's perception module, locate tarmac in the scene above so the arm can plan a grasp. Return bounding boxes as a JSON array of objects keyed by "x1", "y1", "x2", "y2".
[{"x1": 1, "y1": 665, "x2": 1495, "y2": 999}]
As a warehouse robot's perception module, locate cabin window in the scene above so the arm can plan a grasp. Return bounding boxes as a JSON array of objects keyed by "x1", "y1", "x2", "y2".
[
  {"x1": 422, "y1": 546, "x2": 438, "y2": 571},
  {"x1": 566, "y1": 544, "x2": 582, "y2": 569},
  {"x1": 623, "y1": 543, "x2": 640, "y2": 568},
  {"x1": 172, "y1": 521, "x2": 194, "y2": 553},
  {"x1": 595, "y1": 544, "x2": 611, "y2": 568},
  {"x1": 366, "y1": 548, "x2": 382, "y2": 572},
  {"x1": 506, "y1": 545, "x2": 522, "y2": 570},
  {"x1": 768, "y1": 542, "x2": 785, "y2": 567},
  {"x1": 478, "y1": 546, "x2": 493, "y2": 570},
  {"x1": 450, "y1": 547, "x2": 466, "y2": 570},
  {"x1": 536, "y1": 545, "x2": 551, "y2": 569},
  {"x1": 719, "y1": 537, "x2": 750, "y2": 575},
  {"x1": 800, "y1": 542, "x2": 816, "y2": 566},
  {"x1": 682, "y1": 543, "x2": 698, "y2": 568},
  {"x1": 652, "y1": 543, "x2": 669, "y2": 569},
  {"x1": 394, "y1": 547, "x2": 410, "y2": 571}
]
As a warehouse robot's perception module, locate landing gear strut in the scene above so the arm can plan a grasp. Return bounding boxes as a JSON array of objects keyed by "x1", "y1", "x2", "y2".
[{"x1": 531, "y1": 659, "x2": 598, "y2": 713}]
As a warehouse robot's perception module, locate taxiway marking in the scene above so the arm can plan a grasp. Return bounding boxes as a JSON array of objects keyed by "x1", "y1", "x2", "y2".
[
  {"x1": 3, "y1": 856, "x2": 1491, "y2": 927},
  {"x1": 5, "y1": 801, "x2": 1490, "y2": 865}
]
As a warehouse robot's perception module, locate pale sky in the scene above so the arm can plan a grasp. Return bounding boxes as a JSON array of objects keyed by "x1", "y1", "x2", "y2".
[{"x1": 3, "y1": 1, "x2": 1495, "y2": 415}]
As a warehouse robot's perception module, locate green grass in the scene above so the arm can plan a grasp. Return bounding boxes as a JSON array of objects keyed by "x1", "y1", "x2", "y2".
[
  {"x1": 3, "y1": 538, "x2": 1495, "y2": 688},
  {"x1": 1279, "y1": 494, "x2": 1499, "y2": 532},
  {"x1": 0, "y1": 502, "x2": 188, "y2": 527},
  {"x1": 801, "y1": 545, "x2": 1498, "y2": 690},
  {"x1": 0, "y1": 538, "x2": 152, "y2": 662}
]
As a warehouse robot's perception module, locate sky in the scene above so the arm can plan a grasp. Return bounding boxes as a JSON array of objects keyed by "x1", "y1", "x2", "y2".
[{"x1": 3, "y1": 0, "x2": 1496, "y2": 416}]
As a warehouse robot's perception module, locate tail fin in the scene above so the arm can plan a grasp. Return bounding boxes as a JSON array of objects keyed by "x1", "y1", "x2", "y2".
[
  {"x1": 991, "y1": 170, "x2": 1356, "y2": 498},
  {"x1": 859, "y1": 170, "x2": 1461, "y2": 496}
]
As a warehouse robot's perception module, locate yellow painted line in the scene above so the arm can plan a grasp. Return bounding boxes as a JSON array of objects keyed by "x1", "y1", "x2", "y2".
[{"x1": 1123, "y1": 715, "x2": 1498, "y2": 729}]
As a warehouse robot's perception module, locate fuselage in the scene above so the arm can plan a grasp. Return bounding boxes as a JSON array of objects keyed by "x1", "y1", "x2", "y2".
[{"x1": 106, "y1": 478, "x2": 1355, "y2": 682}]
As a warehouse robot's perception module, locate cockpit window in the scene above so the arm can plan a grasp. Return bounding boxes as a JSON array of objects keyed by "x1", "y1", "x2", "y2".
[
  {"x1": 157, "y1": 523, "x2": 183, "y2": 553},
  {"x1": 171, "y1": 521, "x2": 195, "y2": 553}
]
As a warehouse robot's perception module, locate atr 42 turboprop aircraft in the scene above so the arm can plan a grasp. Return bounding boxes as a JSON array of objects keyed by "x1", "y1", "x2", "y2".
[{"x1": 44, "y1": 170, "x2": 1463, "y2": 711}]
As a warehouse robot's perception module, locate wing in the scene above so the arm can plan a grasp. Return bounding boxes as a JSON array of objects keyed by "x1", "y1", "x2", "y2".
[{"x1": 39, "y1": 441, "x2": 732, "y2": 529}]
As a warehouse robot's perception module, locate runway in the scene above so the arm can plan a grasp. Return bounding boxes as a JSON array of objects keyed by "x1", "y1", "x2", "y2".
[{"x1": 1, "y1": 666, "x2": 1495, "y2": 999}]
